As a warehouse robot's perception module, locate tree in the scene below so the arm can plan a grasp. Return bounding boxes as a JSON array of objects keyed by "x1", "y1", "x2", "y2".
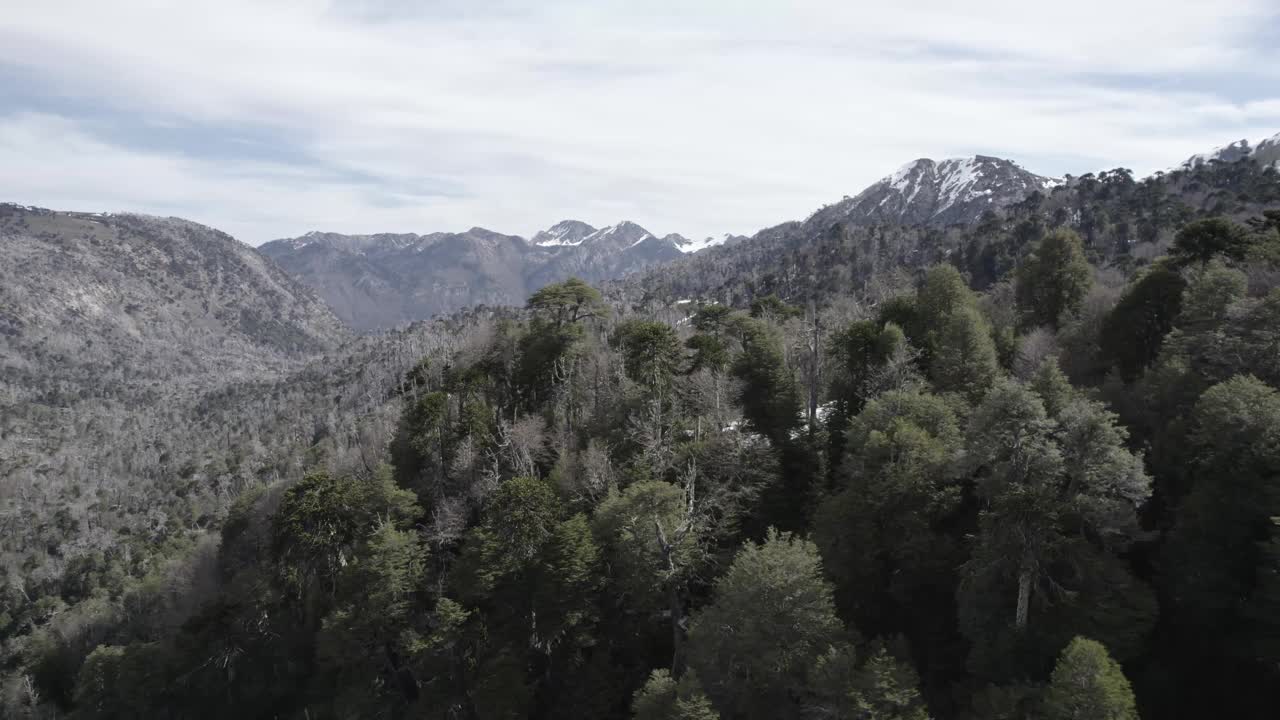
[
  {"x1": 527, "y1": 277, "x2": 605, "y2": 327},
  {"x1": 930, "y1": 305, "x2": 1000, "y2": 401},
  {"x1": 731, "y1": 318, "x2": 801, "y2": 445},
  {"x1": 958, "y1": 382, "x2": 1153, "y2": 681},
  {"x1": 827, "y1": 320, "x2": 903, "y2": 419},
  {"x1": 750, "y1": 294, "x2": 801, "y2": 321},
  {"x1": 1015, "y1": 229, "x2": 1093, "y2": 330},
  {"x1": 1042, "y1": 637, "x2": 1138, "y2": 720},
  {"x1": 1100, "y1": 261, "x2": 1186, "y2": 381},
  {"x1": 824, "y1": 321, "x2": 907, "y2": 487},
  {"x1": 457, "y1": 477, "x2": 600, "y2": 644},
  {"x1": 1177, "y1": 262, "x2": 1247, "y2": 329},
  {"x1": 814, "y1": 389, "x2": 963, "y2": 629},
  {"x1": 633, "y1": 669, "x2": 720, "y2": 720},
  {"x1": 594, "y1": 477, "x2": 707, "y2": 673},
  {"x1": 805, "y1": 644, "x2": 929, "y2": 720},
  {"x1": 1170, "y1": 217, "x2": 1254, "y2": 266},
  {"x1": 1163, "y1": 377, "x2": 1280, "y2": 653},
  {"x1": 687, "y1": 529, "x2": 845, "y2": 720},
  {"x1": 315, "y1": 523, "x2": 427, "y2": 714},
  {"x1": 614, "y1": 320, "x2": 684, "y2": 390},
  {"x1": 272, "y1": 468, "x2": 419, "y2": 603}
]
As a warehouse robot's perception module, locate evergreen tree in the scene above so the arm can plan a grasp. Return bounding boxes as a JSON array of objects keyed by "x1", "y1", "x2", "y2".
[
  {"x1": 687, "y1": 530, "x2": 846, "y2": 720},
  {"x1": 814, "y1": 389, "x2": 963, "y2": 630},
  {"x1": 1042, "y1": 637, "x2": 1138, "y2": 720},
  {"x1": 959, "y1": 382, "x2": 1153, "y2": 680},
  {"x1": 1169, "y1": 217, "x2": 1254, "y2": 266},
  {"x1": 930, "y1": 305, "x2": 1000, "y2": 401},
  {"x1": 1015, "y1": 228, "x2": 1093, "y2": 330},
  {"x1": 1100, "y1": 260, "x2": 1186, "y2": 381}
]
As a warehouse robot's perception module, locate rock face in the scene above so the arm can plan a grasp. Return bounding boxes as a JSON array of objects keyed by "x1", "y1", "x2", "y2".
[
  {"x1": 0, "y1": 204, "x2": 349, "y2": 392},
  {"x1": 260, "y1": 220, "x2": 689, "y2": 331},
  {"x1": 803, "y1": 155, "x2": 1059, "y2": 231}
]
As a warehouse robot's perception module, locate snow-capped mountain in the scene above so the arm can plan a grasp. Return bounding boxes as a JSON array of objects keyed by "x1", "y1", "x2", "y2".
[
  {"x1": 805, "y1": 155, "x2": 1059, "y2": 230},
  {"x1": 1169, "y1": 133, "x2": 1280, "y2": 173},
  {"x1": 531, "y1": 220, "x2": 597, "y2": 247}
]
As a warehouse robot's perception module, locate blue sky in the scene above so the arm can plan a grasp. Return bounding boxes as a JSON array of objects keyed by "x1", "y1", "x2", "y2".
[{"x1": 2, "y1": 0, "x2": 1279, "y2": 245}]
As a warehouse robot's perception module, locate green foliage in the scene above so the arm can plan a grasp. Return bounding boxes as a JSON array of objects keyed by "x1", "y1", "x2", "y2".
[
  {"x1": 633, "y1": 669, "x2": 720, "y2": 720},
  {"x1": 828, "y1": 320, "x2": 903, "y2": 418},
  {"x1": 1015, "y1": 228, "x2": 1093, "y2": 330},
  {"x1": 1164, "y1": 376, "x2": 1280, "y2": 646},
  {"x1": 614, "y1": 319, "x2": 684, "y2": 389},
  {"x1": 686, "y1": 333, "x2": 731, "y2": 375},
  {"x1": 959, "y1": 382, "x2": 1153, "y2": 681},
  {"x1": 930, "y1": 305, "x2": 1000, "y2": 401},
  {"x1": 1178, "y1": 261, "x2": 1247, "y2": 329},
  {"x1": 1042, "y1": 637, "x2": 1138, "y2": 720},
  {"x1": 527, "y1": 277, "x2": 606, "y2": 326},
  {"x1": 1170, "y1": 217, "x2": 1254, "y2": 266},
  {"x1": 72, "y1": 643, "x2": 170, "y2": 719},
  {"x1": 806, "y1": 644, "x2": 930, "y2": 720},
  {"x1": 687, "y1": 529, "x2": 845, "y2": 720},
  {"x1": 1100, "y1": 260, "x2": 1187, "y2": 381},
  {"x1": 272, "y1": 468, "x2": 419, "y2": 599},
  {"x1": 815, "y1": 389, "x2": 963, "y2": 627},
  {"x1": 1029, "y1": 358, "x2": 1075, "y2": 419},
  {"x1": 750, "y1": 294, "x2": 802, "y2": 320},
  {"x1": 731, "y1": 317, "x2": 801, "y2": 444},
  {"x1": 594, "y1": 480, "x2": 701, "y2": 608}
]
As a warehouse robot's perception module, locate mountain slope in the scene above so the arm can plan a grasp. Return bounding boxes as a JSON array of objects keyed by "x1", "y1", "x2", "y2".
[
  {"x1": 614, "y1": 155, "x2": 1280, "y2": 308},
  {"x1": 0, "y1": 204, "x2": 348, "y2": 394},
  {"x1": 261, "y1": 227, "x2": 531, "y2": 331},
  {"x1": 1170, "y1": 132, "x2": 1280, "y2": 173}
]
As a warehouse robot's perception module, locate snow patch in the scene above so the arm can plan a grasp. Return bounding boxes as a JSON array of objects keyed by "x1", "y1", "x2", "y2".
[
  {"x1": 626, "y1": 232, "x2": 653, "y2": 249},
  {"x1": 678, "y1": 234, "x2": 730, "y2": 254}
]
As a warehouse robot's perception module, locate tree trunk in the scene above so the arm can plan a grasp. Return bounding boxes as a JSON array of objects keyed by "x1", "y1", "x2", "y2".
[{"x1": 1015, "y1": 567, "x2": 1032, "y2": 629}]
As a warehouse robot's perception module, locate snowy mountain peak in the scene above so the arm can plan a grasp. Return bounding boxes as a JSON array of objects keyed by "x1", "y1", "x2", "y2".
[
  {"x1": 531, "y1": 220, "x2": 597, "y2": 247},
  {"x1": 1168, "y1": 131, "x2": 1280, "y2": 173},
  {"x1": 806, "y1": 154, "x2": 1056, "y2": 230},
  {"x1": 1171, "y1": 139, "x2": 1254, "y2": 173}
]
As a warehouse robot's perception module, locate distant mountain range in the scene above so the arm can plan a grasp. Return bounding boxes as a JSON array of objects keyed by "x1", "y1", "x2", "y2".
[
  {"x1": 258, "y1": 220, "x2": 696, "y2": 331},
  {"x1": 259, "y1": 155, "x2": 1062, "y2": 330},
  {"x1": 8, "y1": 133, "x2": 1278, "y2": 334}
]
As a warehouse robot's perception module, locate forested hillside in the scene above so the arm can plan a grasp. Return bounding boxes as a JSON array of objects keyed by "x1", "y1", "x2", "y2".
[
  {"x1": 621, "y1": 160, "x2": 1280, "y2": 308},
  {"x1": 4, "y1": 159, "x2": 1280, "y2": 719}
]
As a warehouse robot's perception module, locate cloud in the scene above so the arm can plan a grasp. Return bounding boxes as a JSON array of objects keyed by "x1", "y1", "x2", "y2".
[{"x1": 1, "y1": 0, "x2": 1278, "y2": 244}]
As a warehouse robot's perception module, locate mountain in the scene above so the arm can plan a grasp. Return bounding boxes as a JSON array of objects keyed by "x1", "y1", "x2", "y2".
[
  {"x1": 0, "y1": 204, "x2": 348, "y2": 393},
  {"x1": 260, "y1": 227, "x2": 530, "y2": 332},
  {"x1": 615, "y1": 151, "x2": 1280, "y2": 308},
  {"x1": 1170, "y1": 132, "x2": 1280, "y2": 173},
  {"x1": 804, "y1": 155, "x2": 1059, "y2": 231},
  {"x1": 260, "y1": 219, "x2": 688, "y2": 331},
  {"x1": 0, "y1": 203, "x2": 352, "y2": 584}
]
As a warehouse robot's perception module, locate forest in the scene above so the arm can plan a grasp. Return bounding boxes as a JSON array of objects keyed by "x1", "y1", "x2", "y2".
[{"x1": 4, "y1": 162, "x2": 1280, "y2": 719}]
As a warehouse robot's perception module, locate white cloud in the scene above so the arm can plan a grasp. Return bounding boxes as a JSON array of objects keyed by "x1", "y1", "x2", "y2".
[{"x1": 1, "y1": 0, "x2": 1278, "y2": 244}]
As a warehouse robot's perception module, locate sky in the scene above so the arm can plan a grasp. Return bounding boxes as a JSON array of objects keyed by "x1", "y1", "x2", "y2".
[{"x1": 2, "y1": 0, "x2": 1279, "y2": 246}]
